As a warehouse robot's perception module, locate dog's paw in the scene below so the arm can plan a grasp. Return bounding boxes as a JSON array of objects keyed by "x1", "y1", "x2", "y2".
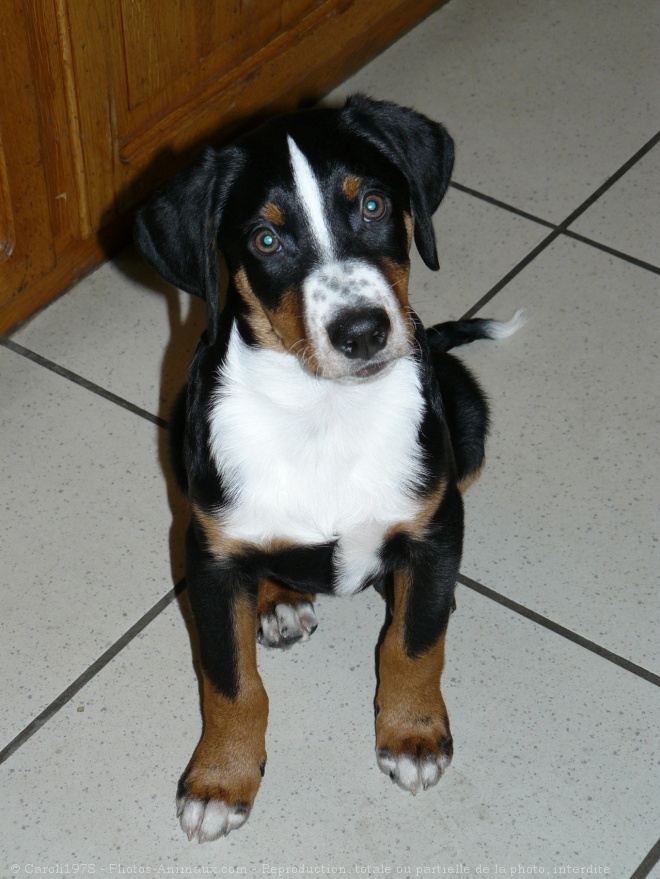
[
  {"x1": 377, "y1": 734, "x2": 453, "y2": 794},
  {"x1": 177, "y1": 796, "x2": 250, "y2": 843},
  {"x1": 176, "y1": 752, "x2": 266, "y2": 843},
  {"x1": 257, "y1": 600, "x2": 318, "y2": 648}
]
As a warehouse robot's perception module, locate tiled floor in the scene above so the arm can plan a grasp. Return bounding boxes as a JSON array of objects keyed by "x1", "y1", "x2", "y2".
[{"x1": 1, "y1": 0, "x2": 659, "y2": 875}]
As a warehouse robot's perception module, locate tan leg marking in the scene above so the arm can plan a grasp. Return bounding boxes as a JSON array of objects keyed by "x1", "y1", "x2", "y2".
[
  {"x1": 178, "y1": 593, "x2": 268, "y2": 841},
  {"x1": 375, "y1": 570, "x2": 452, "y2": 793}
]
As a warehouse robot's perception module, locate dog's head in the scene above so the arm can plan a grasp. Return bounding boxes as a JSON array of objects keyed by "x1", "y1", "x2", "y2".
[{"x1": 135, "y1": 95, "x2": 454, "y2": 381}]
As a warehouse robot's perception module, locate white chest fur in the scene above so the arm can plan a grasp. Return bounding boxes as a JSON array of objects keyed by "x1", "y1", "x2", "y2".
[{"x1": 208, "y1": 327, "x2": 426, "y2": 594}]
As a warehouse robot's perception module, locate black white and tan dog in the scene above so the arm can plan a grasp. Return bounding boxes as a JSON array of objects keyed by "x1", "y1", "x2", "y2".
[{"x1": 135, "y1": 94, "x2": 524, "y2": 843}]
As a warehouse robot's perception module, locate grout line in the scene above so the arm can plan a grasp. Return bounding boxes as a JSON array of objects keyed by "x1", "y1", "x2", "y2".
[
  {"x1": 458, "y1": 574, "x2": 660, "y2": 688},
  {"x1": 452, "y1": 180, "x2": 660, "y2": 276},
  {"x1": 557, "y1": 130, "x2": 660, "y2": 230},
  {"x1": 0, "y1": 337, "x2": 168, "y2": 430},
  {"x1": 0, "y1": 580, "x2": 187, "y2": 767},
  {"x1": 450, "y1": 181, "x2": 557, "y2": 230},
  {"x1": 460, "y1": 227, "x2": 561, "y2": 319},
  {"x1": 457, "y1": 129, "x2": 660, "y2": 319},
  {"x1": 629, "y1": 837, "x2": 660, "y2": 879},
  {"x1": 560, "y1": 229, "x2": 660, "y2": 275}
]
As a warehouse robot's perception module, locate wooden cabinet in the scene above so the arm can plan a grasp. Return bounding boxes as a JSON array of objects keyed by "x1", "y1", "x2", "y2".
[{"x1": 0, "y1": 0, "x2": 444, "y2": 333}]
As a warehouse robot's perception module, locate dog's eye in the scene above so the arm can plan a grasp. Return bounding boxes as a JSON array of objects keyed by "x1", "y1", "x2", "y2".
[
  {"x1": 253, "y1": 229, "x2": 281, "y2": 255},
  {"x1": 361, "y1": 193, "x2": 387, "y2": 222}
]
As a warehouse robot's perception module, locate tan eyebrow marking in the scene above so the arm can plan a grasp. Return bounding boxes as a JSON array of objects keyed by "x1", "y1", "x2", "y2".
[
  {"x1": 262, "y1": 203, "x2": 284, "y2": 225},
  {"x1": 342, "y1": 175, "x2": 361, "y2": 200}
]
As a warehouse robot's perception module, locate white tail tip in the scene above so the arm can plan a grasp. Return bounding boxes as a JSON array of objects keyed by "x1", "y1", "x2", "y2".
[{"x1": 487, "y1": 308, "x2": 527, "y2": 340}]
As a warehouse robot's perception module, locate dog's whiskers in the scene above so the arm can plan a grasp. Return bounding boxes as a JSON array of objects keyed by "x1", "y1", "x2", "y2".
[
  {"x1": 289, "y1": 337, "x2": 317, "y2": 373},
  {"x1": 401, "y1": 305, "x2": 422, "y2": 360}
]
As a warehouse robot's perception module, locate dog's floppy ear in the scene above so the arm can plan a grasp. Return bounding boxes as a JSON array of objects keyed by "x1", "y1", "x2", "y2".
[
  {"x1": 342, "y1": 94, "x2": 454, "y2": 271},
  {"x1": 134, "y1": 145, "x2": 244, "y2": 344}
]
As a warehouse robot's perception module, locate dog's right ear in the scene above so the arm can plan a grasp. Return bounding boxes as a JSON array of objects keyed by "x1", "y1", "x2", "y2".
[{"x1": 134, "y1": 145, "x2": 244, "y2": 345}]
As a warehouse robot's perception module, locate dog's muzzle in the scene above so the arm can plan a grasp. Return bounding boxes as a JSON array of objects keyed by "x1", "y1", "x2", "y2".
[{"x1": 302, "y1": 259, "x2": 410, "y2": 380}]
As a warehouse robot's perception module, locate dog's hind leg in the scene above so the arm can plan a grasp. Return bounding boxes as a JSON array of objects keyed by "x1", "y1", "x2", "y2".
[{"x1": 257, "y1": 579, "x2": 318, "y2": 648}]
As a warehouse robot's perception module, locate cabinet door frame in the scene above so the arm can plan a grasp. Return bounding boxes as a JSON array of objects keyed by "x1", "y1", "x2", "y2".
[{"x1": 0, "y1": 0, "x2": 445, "y2": 333}]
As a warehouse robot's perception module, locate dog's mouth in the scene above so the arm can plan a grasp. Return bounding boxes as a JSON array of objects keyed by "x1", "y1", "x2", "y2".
[
  {"x1": 354, "y1": 360, "x2": 390, "y2": 379},
  {"x1": 335, "y1": 357, "x2": 399, "y2": 383}
]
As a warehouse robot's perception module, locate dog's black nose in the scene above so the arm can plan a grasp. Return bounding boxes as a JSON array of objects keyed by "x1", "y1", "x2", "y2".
[{"x1": 327, "y1": 307, "x2": 390, "y2": 361}]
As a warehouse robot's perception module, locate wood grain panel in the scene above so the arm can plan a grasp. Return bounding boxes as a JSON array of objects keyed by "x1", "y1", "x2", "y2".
[
  {"x1": 64, "y1": 0, "x2": 118, "y2": 234},
  {"x1": 281, "y1": 0, "x2": 326, "y2": 29},
  {"x1": 0, "y1": 1, "x2": 56, "y2": 314},
  {"x1": 117, "y1": 0, "x2": 443, "y2": 170},
  {"x1": 0, "y1": 130, "x2": 14, "y2": 261},
  {"x1": 51, "y1": 0, "x2": 91, "y2": 241},
  {"x1": 0, "y1": 0, "x2": 447, "y2": 333},
  {"x1": 120, "y1": 0, "x2": 289, "y2": 112}
]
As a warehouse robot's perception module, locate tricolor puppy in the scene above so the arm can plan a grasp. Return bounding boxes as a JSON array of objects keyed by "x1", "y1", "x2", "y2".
[{"x1": 135, "y1": 94, "x2": 524, "y2": 843}]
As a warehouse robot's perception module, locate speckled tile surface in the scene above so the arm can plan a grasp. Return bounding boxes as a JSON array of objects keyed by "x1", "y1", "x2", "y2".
[
  {"x1": 0, "y1": 347, "x2": 186, "y2": 747},
  {"x1": 329, "y1": 0, "x2": 660, "y2": 224},
  {"x1": 1, "y1": 588, "x2": 658, "y2": 873},
  {"x1": 456, "y1": 237, "x2": 659, "y2": 672},
  {"x1": 2, "y1": 0, "x2": 659, "y2": 876},
  {"x1": 570, "y1": 144, "x2": 660, "y2": 268},
  {"x1": 407, "y1": 187, "x2": 549, "y2": 325},
  {"x1": 12, "y1": 250, "x2": 206, "y2": 420}
]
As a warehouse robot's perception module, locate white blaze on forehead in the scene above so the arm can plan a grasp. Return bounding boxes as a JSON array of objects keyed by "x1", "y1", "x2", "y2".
[{"x1": 287, "y1": 135, "x2": 334, "y2": 256}]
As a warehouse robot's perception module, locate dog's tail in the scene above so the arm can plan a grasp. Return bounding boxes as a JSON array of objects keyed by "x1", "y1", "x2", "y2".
[{"x1": 426, "y1": 308, "x2": 527, "y2": 353}]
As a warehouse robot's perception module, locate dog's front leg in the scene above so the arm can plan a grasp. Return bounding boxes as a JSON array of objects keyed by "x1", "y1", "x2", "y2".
[
  {"x1": 375, "y1": 499, "x2": 462, "y2": 793},
  {"x1": 177, "y1": 525, "x2": 268, "y2": 843}
]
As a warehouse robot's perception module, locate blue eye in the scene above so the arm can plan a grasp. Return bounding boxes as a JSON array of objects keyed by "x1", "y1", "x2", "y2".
[
  {"x1": 362, "y1": 193, "x2": 387, "y2": 221},
  {"x1": 254, "y1": 229, "x2": 281, "y2": 254}
]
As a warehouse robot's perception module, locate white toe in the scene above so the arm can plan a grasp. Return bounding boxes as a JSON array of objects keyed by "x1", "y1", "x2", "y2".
[
  {"x1": 394, "y1": 754, "x2": 421, "y2": 793},
  {"x1": 179, "y1": 798, "x2": 205, "y2": 840},
  {"x1": 197, "y1": 801, "x2": 230, "y2": 843},
  {"x1": 420, "y1": 758, "x2": 441, "y2": 790},
  {"x1": 178, "y1": 798, "x2": 250, "y2": 843},
  {"x1": 296, "y1": 600, "x2": 318, "y2": 635},
  {"x1": 259, "y1": 612, "x2": 281, "y2": 646},
  {"x1": 275, "y1": 603, "x2": 303, "y2": 641},
  {"x1": 259, "y1": 601, "x2": 318, "y2": 647},
  {"x1": 377, "y1": 749, "x2": 449, "y2": 794}
]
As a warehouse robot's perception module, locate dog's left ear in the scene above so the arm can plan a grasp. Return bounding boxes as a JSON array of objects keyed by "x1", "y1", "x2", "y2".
[
  {"x1": 134, "y1": 145, "x2": 244, "y2": 345},
  {"x1": 342, "y1": 94, "x2": 454, "y2": 271}
]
